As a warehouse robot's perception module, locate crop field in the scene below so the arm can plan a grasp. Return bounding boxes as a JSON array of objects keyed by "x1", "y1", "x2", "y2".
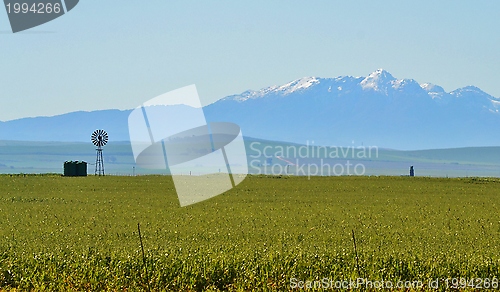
[{"x1": 0, "y1": 174, "x2": 499, "y2": 291}]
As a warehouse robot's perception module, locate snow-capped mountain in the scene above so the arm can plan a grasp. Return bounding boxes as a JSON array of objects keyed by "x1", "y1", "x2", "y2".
[
  {"x1": 1, "y1": 69, "x2": 498, "y2": 150},
  {"x1": 205, "y1": 69, "x2": 500, "y2": 149}
]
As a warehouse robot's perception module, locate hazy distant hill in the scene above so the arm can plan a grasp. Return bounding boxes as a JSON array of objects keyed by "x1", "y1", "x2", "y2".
[
  {"x1": 1, "y1": 139, "x2": 499, "y2": 177},
  {"x1": 0, "y1": 109, "x2": 132, "y2": 142}
]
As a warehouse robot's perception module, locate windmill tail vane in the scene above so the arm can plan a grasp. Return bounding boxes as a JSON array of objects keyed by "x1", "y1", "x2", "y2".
[{"x1": 91, "y1": 129, "x2": 108, "y2": 176}]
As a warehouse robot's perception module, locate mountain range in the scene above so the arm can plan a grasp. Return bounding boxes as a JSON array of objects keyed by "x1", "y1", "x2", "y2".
[
  {"x1": 204, "y1": 69, "x2": 500, "y2": 149},
  {"x1": 1, "y1": 69, "x2": 499, "y2": 150}
]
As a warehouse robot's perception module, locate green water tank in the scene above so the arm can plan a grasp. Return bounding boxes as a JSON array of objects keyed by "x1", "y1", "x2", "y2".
[
  {"x1": 76, "y1": 161, "x2": 87, "y2": 176},
  {"x1": 64, "y1": 161, "x2": 77, "y2": 176}
]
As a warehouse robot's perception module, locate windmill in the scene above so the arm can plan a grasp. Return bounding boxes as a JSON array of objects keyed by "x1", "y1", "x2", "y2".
[{"x1": 91, "y1": 129, "x2": 108, "y2": 176}]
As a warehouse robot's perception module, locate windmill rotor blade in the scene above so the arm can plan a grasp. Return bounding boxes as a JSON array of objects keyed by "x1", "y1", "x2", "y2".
[
  {"x1": 101, "y1": 131, "x2": 108, "y2": 146},
  {"x1": 91, "y1": 130, "x2": 108, "y2": 147}
]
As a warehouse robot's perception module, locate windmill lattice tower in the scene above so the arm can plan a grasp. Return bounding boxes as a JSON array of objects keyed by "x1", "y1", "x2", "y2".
[{"x1": 91, "y1": 129, "x2": 108, "y2": 176}]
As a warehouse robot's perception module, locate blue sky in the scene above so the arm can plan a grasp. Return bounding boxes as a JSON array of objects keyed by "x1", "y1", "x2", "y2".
[{"x1": 1, "y1": 0, "x2": 499, "y2": 121}]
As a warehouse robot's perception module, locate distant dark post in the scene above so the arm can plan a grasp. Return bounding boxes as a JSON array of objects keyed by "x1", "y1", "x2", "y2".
[{"x1": 410, "y1": 166, "x2": 414, "y2": 177}]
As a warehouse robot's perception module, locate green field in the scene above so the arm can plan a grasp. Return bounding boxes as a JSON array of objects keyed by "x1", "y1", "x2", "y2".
[{"x1": 0, "y1": 175, "x2": 499, "y2": 291}]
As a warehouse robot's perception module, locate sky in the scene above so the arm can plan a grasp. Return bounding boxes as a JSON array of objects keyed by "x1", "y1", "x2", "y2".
[{"x1": 0, "y1": 0, "x2": 499, "y2": 121}]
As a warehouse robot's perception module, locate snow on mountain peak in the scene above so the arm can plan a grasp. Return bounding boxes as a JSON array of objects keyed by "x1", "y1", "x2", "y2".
[
  {"x1": 451, "y1": 86, "x2": 485, "y2": 96},
  {"x1": 222, "y1": 70, "x2": 497, "y2": 105},
  {"x1": 225, "y1": 77, "x2": 320, "y2": 102},
  {"x1": 277, "y1": 77, "x2": 320, "y2": 94},
  {"x1": 367, "y1": 68, "x2": 395, "y2": 81},
  {"x1": 360, "y1": 69, "x2": 423, "y2": 94},
  {"x1": 391, "y1": 78, "x2": 420, "y2": 91},
  {"x1": 421, "y1": 83, "x2": 445, "y2": 93},
  {"x1": 420, "y1": 83, "x2": 447, "y2": 99},
  {"x1": 360, "y1": 69, "x2": 396, "y2": 92}
]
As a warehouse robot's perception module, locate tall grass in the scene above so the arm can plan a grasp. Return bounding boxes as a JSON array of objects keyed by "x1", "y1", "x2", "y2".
[{"x1": 0, "y1": 175, "x2": 499, "y2": 290}]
